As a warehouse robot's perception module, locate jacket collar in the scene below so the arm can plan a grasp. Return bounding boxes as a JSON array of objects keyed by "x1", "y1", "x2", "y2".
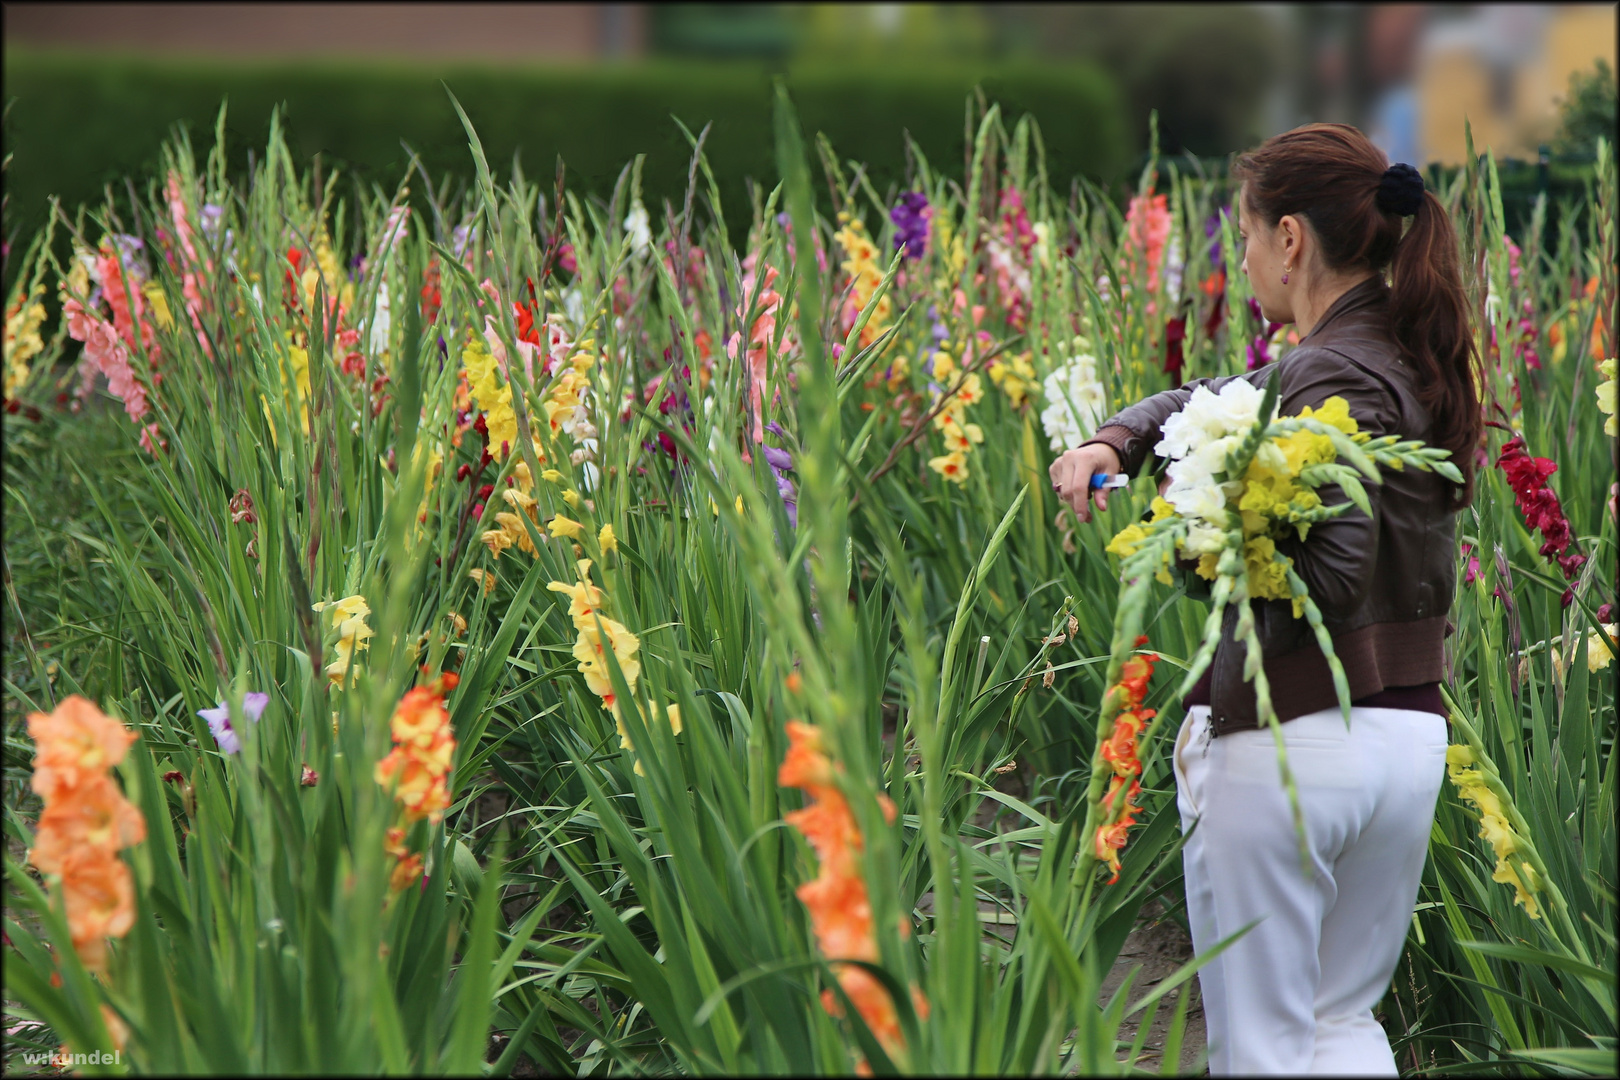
[{"x1": 1298, "y1": 274, "x2": 1388, "y2": 346}]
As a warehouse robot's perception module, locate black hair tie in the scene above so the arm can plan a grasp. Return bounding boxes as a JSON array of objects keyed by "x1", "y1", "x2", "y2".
[{"x1": 1377, "y1": 162, "x2": 1425, "y2": 217}]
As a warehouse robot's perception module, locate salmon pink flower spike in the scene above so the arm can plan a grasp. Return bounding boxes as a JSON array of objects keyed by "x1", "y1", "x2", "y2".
[
  {"x1": 726, "y1": 260, "x2": 785, "y2": 444},
  {"x1": 779, "y1": 721, "x2": 917, "y2": 1069},
  {"x1": 26, "y1": 696, "x2": 145, "y2": 973},
  {"x1": 1124, "y1": 191, "x2": 1172, "y2": 293},
  {"x1": 28, "y1": 695, "x2": 140, "y2": 803}
]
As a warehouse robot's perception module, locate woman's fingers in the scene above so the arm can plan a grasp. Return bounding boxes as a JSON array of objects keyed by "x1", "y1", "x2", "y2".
[{"x1": 1052, "y1": 448, "x2": 1100, "y2": 522}]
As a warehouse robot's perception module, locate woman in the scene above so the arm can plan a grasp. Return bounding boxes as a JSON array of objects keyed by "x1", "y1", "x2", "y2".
[{"x1": 1050, "y1": 124, "x2": 1481, "y2": 1076}]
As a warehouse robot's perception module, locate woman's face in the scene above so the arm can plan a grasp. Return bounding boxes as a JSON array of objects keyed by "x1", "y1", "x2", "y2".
[{"x1": 1237, "y1": 187, "x2": 1295, "y2": 325}]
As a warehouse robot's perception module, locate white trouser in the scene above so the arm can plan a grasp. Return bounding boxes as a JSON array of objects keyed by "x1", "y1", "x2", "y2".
[{"x1": 1173, "y1": 704, "x2": 1448, "y2": 1076}]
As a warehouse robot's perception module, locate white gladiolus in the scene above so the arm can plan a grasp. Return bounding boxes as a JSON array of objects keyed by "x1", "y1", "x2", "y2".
[
  {"x1": 1182, "y1": 521, "x2": 1228, "y2": 555},
  {"x1": 367, "y1": 281, "x2": 391, "y2": 357},
  {"x1": 1040, "y1": 344, "x2": 1108, "y2": 451},
  {"x1": 624, "y1": 202, "x2": 652, "y2": 257},
  {"x1": 1155, "y1": 381, "x2": 1269, "y2": 461},
  {"x1": 562, "y1": 288, "x2": 586, "y2": 326},
  {"x1": 373, "y1": 205, "x2": 410, "y2": 265},
  {"x1": 1166, "y1": 480, "x2": 1227, "y2": 522},
  {"x1": 1154, "y1": 380, "x2": 1276, "y2": 534}
]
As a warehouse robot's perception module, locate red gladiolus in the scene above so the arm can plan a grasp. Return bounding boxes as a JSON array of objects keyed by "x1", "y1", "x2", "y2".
[
  {"x1": 1496, "y1": 436, "x2": 1586, "y2": 581},
  {"x1": 1163, "y1": 316, "x2": 1187, "y2": 385}
]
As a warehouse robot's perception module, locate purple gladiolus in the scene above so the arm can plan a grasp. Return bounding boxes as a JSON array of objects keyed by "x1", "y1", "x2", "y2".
[
  {"x1": 891, "y1": 192, "x2": 931, "y2": 260},
  {"x1": 1205, "y1": 211, "x2": 1226, "y2": 268},
  {"x1": 1246, "y1": 338, "x2": 1273, "y2": 370},
  {"x1": 1245, "y1": 297, "x2": 1284, "y2": 369},
  {"x1": 200, "y1": 203, "x2": 225, "y2": 241},
  {"x1": 199, "y1": 692, "x2": 270, "y2": 755},
  {"x1": 761, "y1": 444, "x2": 797, "y2": 527}
]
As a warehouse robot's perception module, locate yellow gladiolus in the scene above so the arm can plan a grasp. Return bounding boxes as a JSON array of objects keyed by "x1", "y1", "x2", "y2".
[{"x1": 548, "y1": 514, "x2": 584, "y2": 540}]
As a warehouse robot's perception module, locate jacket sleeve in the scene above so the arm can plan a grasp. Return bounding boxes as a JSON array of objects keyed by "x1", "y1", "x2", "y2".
[{"x1": 1270, "y1": 347, "x2": 1400, "y2": 623}]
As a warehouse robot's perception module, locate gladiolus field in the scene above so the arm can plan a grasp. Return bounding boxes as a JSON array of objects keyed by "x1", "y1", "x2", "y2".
[{"x1": 3, "y1": 88, "x2": 1615, "y2": 1075}]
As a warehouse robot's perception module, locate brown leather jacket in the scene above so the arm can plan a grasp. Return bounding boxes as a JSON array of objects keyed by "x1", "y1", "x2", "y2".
[{"x1": 1084, "y1": 276, "x2": 1457, "y2": 734}]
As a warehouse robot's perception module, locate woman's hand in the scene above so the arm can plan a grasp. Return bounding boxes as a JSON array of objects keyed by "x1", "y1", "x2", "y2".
[{"x1": 1049, "y1": 443, "x2": 1122, "y2": 523}]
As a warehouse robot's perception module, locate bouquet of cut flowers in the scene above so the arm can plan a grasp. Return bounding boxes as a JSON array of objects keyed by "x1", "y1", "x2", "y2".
[{"x1": 1076, "y1": 371, "x2": 1463, "y2": 879}]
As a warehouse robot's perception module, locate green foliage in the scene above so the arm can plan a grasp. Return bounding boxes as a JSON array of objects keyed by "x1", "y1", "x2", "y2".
[
  {"x1": 1552, "y1": 58, "x2": 1618, "y2": 163},
  {"x1": 990, "y1": 4, "x2": 1283, "y2": 159},
  {"x1": 0, "y1": 50, "x2": 1127, "y2": 291}
]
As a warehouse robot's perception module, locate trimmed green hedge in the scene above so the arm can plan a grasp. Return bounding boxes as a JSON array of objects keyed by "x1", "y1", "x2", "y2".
[{"x1": 2, "y1": 51, "x2": 1128, "y2": 256}]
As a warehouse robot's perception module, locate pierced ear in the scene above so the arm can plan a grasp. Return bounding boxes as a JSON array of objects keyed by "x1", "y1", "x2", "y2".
[{"x1": 1282, "y1": 216, "x2": 1305, "y2": 258}]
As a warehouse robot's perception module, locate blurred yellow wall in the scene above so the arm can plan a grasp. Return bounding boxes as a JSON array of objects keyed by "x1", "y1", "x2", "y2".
[{"x1": 1419, "y1": 4, "x2": 1616, "y2": 165}]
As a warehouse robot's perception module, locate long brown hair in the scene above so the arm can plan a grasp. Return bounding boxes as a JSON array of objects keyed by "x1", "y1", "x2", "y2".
[{"x1": 1232, "y1": 122, "x2": 1482, "y2": 507}]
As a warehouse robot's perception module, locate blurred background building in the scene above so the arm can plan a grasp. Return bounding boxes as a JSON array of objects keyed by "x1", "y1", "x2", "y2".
[
  {"x1": 8, "y1": 2, "x2": 1615, "y2": 165},
  {"x1": 1413, "y1": 4, "x2": 1615, "y2": 164},
  {"x1": 4, "y1": 4, "x2": 650, "y2": 60}
]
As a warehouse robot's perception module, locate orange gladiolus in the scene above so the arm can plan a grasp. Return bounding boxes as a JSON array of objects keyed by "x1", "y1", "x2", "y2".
[
  {"x1": 26, "y1": 696, "x2": 144, "y2": 974},
  {"x1": 1099, "y1": 709, "x2": 1153, "y2": 779},
  {"x1": 377, "y1": 680, "x2": 457, "y2": 894},
  {"x1": 1096, "y1": 778, "x2": 1144, "y2": 884},
  {"x1": 1094, "y1": 641, "x2": 1158, "y2": 885},
  {"x1": 28, "y1": 695, "x2": 139, "y2": 803},
  {"x1": 29, "y1": 774, "x2": 147, "y2": 873},
  {"x1": 1584, "y1": 276, "x2": 1608, "y2": 361},
  {"x1": 375, "y1": 683, "x2": 456, "y2": 825},
  {"x1": 59, "y1": 850, "x2": 137, "y2": 970},
  {"x1": 779, "y1": 721, "x2": 920, "y2": 1068}
]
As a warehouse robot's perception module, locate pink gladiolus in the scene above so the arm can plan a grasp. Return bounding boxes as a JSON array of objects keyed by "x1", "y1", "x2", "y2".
[
  {"x1": 726, "y1": 260, "x2": 783, "y2": 444},
  {"x1": 483, "y1": 315, "x2": 537, "y2": 384},
  {"x1": 999, "y1": 187, "x2": 1036, "y2": 260},
  {"x1": 96, "y1": 245, "x2": 157, "y2": 363},
  {"x1": 1124, "y1": 191, "x2": 1172, "y2": 293},
  {"x1": 65, "y1": 299, "x2": 149, "y2": 423},
  {"x1": 166, "y1": 172, "x2": 203, "y2": 269},
  {"x1": 166, "y1": 174, "x2": 215, "y2": 358}
]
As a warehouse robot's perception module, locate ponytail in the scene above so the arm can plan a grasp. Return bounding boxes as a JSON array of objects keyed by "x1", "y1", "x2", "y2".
[
  {"x1": 1387, "y1": 191, "x2": 1482, "y2": 508},
  {"x1": 1234, "y1": 123, "x2": 1480, "y2": 508}
]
